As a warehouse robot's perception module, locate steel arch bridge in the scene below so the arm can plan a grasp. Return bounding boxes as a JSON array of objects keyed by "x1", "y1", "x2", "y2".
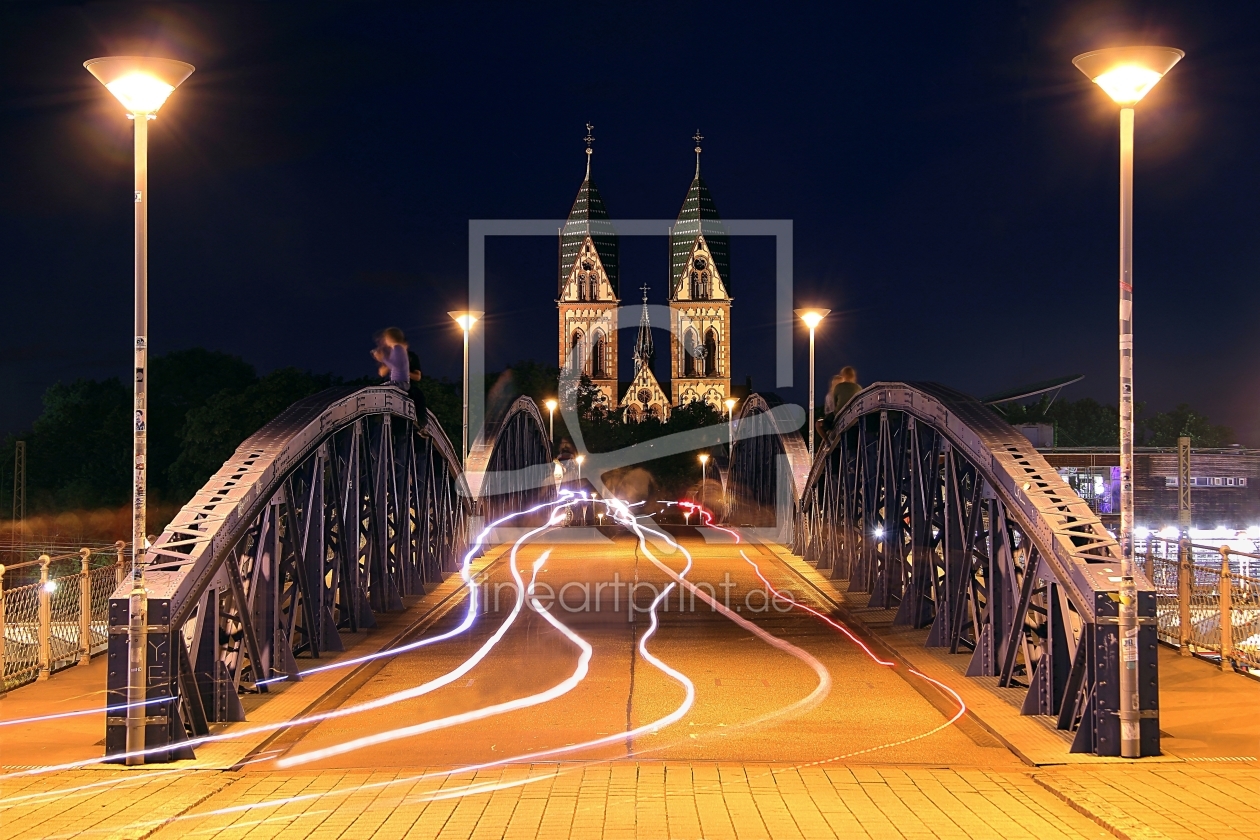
[
  {"x1": 727, "y1": 382, "x2": 1159, "y2": 757},
  {"x1": 105, "y1": 385, "x2": 553, "y2": 761}
]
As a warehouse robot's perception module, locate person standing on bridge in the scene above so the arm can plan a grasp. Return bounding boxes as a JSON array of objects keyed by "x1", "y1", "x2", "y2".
[
  {"x1": 820, "y1": 366, "x2": 861, "y2": 436},
  {"x1": 372, "y1": 327, "x2": 411, "y2": 388}
]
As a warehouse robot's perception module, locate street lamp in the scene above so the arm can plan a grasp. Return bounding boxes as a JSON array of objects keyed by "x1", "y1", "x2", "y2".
[
  {"x1": 85, "y1": 54, "x2": 194, "y2": 767},
  {"x1": 1073, "y1": 44, "x2": 1183, "y2": 761},
  {"x1": 448, "y1": 310, "x2": 484, "y2": 464},
  {"x1": 724, "y1": 397, "x2": 737, "y2": 445},
  {"x1": 794, "y1": 308, "x2": 830, "y2": 459},
  {"x1": 544, "y1": 398, "x2": 558, "y2": 446},
  {"x1": 699, "y1": 452, "x2": 710, "y2": 512}
]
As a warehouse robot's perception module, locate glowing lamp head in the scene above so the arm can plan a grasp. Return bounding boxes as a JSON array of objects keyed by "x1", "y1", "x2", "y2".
[
  {"x1": 724, "y1": 398, "x2": 737, "y2": 411},
  {"x1": 1072, "y1": 46, "x2": 1184, "y2": 105},
  {"x1": 84, "y1": 56, "x2": 194, "y2": 114},
  {"x1": 699, "y1": 453, "x2": 710, "y2": 465},
  {"x1": 544, "y1": 398, "x2": 558, "y2": 412},
  {"x1": 794, "y1": 308, "x2": 831, "y2": 331},
  {"x1": 448, "y1": 310, "x2": 483, "y2": 332},
  {"x1": 575, "y1": 454, "x2": 585, "y2": 466}
]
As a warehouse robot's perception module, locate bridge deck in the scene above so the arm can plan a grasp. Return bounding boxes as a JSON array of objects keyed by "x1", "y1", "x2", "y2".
[{"x1": 1, "y1": 534, "x2": 1258, "y2": 838}]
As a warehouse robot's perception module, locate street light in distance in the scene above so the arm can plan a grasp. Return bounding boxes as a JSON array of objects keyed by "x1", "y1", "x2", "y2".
[{"x1": 794, "y1": 308, "x2": 831, "y2": 459}]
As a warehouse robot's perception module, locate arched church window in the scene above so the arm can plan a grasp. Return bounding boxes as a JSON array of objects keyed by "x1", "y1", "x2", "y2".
[
  {"x1": 570, "y1": 330, "x2": 585, "y2": 374},
  {"x1": 683, "y1": 329, "x2": 700, "y2": 377},
  {"x1": 627, "y1": 405, "x2": 640, "y2": 423},
  {"x1": 591, "y1": 331, "x2": 606, "y2": 378},
  {"x1": 703, "y1": 329, "x2": 718, "y2": 377}
]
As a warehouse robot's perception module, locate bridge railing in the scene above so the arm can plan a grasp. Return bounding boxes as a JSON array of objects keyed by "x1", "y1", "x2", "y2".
[
  {"x1": 1, "y1": 543, "x2": 128, "y2": 692},
  {"x1": 1144, "y1": 537, "x2": 1260, "y2": 674}
]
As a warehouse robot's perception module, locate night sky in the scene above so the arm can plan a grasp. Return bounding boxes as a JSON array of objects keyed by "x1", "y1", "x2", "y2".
[{"x1": 2, "y1": 2, "x2": 1258, "y2": 442}]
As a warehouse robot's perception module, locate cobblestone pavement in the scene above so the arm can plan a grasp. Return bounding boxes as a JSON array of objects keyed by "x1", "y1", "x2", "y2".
[{"x1": 3, "y1": 763, "x2": 1257, "y2": 839}]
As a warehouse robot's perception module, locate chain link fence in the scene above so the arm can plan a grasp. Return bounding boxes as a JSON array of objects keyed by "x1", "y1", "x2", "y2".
[
  {"x1": 1144, "y1": 537, "x2": 1260, "y2": 674},
  {"x1": 1, "y1": 542, "x2": 130, "y2": 693}
]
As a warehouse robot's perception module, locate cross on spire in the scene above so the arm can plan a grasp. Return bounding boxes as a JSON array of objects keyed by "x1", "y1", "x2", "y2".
[
  {"x1": 584, "y1": 122, "x2": 594, "y2": 177},
  {"x1": 640, "y1": 282, "x2": 650, "y2": 303},
  {"x1": 693, "y1": 129, "x2": 703, "y2": 176}
]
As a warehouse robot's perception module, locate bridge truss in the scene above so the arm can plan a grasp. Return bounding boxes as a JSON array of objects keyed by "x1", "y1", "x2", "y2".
[
  {"x1": 729, "y1": 382, "x2": 1159, "y2": 756},
  {"x1": 105, "y1": 385, "x2": 552, "y2": 761}
]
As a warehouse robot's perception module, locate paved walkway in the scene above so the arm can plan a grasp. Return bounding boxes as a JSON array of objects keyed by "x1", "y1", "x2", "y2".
[
  {"x1": 2, "y1": 762, "x2": 1258, "y2": 839},
  {"x1": 2, "y1": 534, "x2": 1258, "y2": 839}
]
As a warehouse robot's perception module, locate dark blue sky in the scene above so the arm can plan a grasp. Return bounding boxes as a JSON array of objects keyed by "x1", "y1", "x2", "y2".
[{"x1": 2, "y1": 2, "x2": 1258, "y2": 441}]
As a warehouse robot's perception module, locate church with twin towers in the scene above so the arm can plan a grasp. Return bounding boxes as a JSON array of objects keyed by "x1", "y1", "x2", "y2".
[{"x1": 556, "y1": 128, "x2": 732, "y2": 422}]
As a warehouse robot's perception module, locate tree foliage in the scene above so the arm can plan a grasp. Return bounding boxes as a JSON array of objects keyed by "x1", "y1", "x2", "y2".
[{"x1": 1001, "y1": 396, "x2": 1234, "y2": 447}]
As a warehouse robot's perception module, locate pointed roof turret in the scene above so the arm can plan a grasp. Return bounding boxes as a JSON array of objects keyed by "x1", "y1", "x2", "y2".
[
  {"x1": 633, "y1": 284, "x2": 655, "y2": 374},
  {"x1": 558, "y1": 123, "x2": 619, "y2": 297},
  {"x1": 670, "y1": 130, "x2": 729, "y2": 297}
]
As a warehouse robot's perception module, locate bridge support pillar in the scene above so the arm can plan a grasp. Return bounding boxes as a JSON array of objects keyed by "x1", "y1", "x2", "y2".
[{"x1": 106, "y1": 593, "x2": 195, "y2": 763}]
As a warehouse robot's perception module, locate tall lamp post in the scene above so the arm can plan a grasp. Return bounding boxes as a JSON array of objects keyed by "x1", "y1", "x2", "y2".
[
  {"x1": 794, "y1": 308, "x2": 830, "y2": 459},
  {"x1": 1073, "y1": 45, "x2": 1183, "y2": 761},
  {"x1": 85, "y1": 55, "x2": 194, "y2": 766},
  {"x1": 448, "y1": 311, "x2": 484, "y2": 464},
  {"x1": 544, "y1": 398, "x2": 558, "y2": 448}
]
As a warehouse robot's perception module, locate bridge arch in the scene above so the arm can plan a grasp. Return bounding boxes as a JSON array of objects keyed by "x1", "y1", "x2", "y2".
[
  {"x1": 106, "y1": 385, "x2": 552, "y2": 760},
  {"x1": 737, "y1": 383, "x2": 1158, "y2": 756},
  {"x1": 726, "y1": 393, "x2": 811, "y2": 529}
]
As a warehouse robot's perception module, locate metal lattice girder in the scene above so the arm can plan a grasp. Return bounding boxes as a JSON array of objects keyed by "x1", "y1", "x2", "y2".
[
  {"x1": 464, "y1": 396, "x2": 556, "y2": 525},
  {"x1": 104, "y1": 385, "x2": 551, "y2": 762},
  {"x1": 755, "y1": 382, "x2": 1157, "y2": 758}
]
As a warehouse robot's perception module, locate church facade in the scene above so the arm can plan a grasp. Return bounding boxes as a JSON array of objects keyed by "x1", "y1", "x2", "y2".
[{"x1": 556, "y1": 131, "x2": 732, "y2": 421}]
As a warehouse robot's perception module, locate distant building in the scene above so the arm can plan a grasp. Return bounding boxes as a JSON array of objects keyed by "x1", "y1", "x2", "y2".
[
  {"x1": 1039, "y1": 447, "x2": 1260, "y2": 530},
  {"x1": 556, "y1": 129, "x2": 733, "y2": 422}
]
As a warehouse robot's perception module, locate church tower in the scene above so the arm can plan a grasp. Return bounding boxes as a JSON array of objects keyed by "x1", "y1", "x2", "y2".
[
  {"x1": 557, "y1": 125, "x2": 619, "y2": 406},
  {"x1": 668, "y1": 132, "x2": 731, "y2": 409},
  {"x1": 619, "y1": 284, "x2": 670, "y2": 422}
]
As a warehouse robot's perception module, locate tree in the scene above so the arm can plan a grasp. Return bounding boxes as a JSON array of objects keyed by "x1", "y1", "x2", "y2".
[
  {"x1": 1001, "y1": 396, "x2": 1235, "y2": 448},
  {"x1": 167, "y1": 368, "x2": 337, "y2": 498},
  {"x1": 1141, "y1": 404, "x2": 1234, "y2": 447},
  {"x1": 147, "y1": 349, "x2": 256, "y2": 499},
  {"x1": 20, "y1": 378, "x2": 132, "y2": 510}
]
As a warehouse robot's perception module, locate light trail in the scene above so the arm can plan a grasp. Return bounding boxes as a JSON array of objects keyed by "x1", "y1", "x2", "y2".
[
  {"x1": 0, "y1": 695, "x2": 172, "y2": 729},
  {"x1": 275, "y1": 546, "x2": 594, "y2": 767},
  {"x1": 0, "y1": 508, "x2": 569, "y2": 780},
  {"x1": 737, "y1": 548, "x2": 969, "y2": 768},
  {"x1": 256, "y1": 495, "x2": 576, "y2": 686},
  {"x1": 0, "y1": 496, "x2": 577, "y2": 734},
  {"x1": 627, "y1": 514, "x2": 833, "y2": 723}
]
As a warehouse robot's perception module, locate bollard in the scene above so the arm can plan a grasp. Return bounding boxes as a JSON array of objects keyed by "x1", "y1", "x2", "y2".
[
  {"x1": 0, "y1": 563, "x2": 6, "y2": 696},
  {"x1": 1220, "y1": 546, "x2": 1233, "y2": 670},
  {"x1": 115, "y1": 540, "x2": 126, "y2": 588},
  {"x1": 37, "y1": 554, "x2": 51, "y2": 681},
  {"x1": 79, "y1": 548, "x2": 92, "y2": 665},
  {"x1": 1178, "y1": 536, "x2": 1193, "y2": 655}
]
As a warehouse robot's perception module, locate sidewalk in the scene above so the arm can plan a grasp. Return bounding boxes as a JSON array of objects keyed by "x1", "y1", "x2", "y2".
[{"x1": 3, "y1": 761, "x2": 1258, "y2": 839}]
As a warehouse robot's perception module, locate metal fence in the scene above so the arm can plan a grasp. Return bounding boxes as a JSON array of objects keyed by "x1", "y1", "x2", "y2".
[
  {"x1": 1, "y1": 542, "x2": 130, "y2": 692},
  {"x1": 1145, "y1": 537, "x2": 1260, "y2": 674}
]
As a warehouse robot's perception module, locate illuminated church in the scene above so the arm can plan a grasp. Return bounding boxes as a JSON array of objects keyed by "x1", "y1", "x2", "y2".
[{"x1": 556, "y1": 128, "x2": 732, "y2": 422}]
